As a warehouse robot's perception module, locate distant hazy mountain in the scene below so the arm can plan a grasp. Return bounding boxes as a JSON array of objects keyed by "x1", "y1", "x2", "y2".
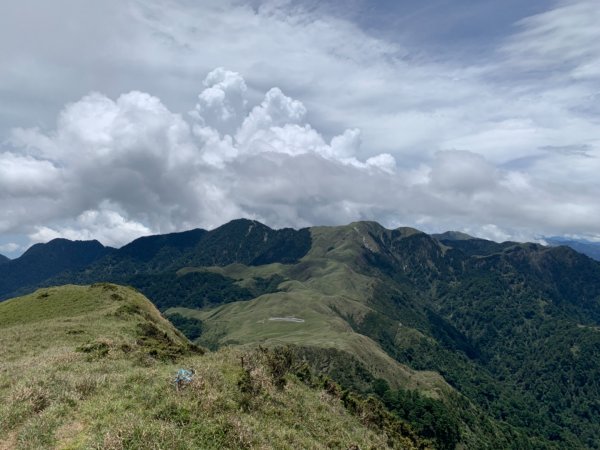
[
  {"x1": 0, "y1": 254, "x2": 9, "y2": 264},
  {"x1": 434, "y1": 231, "x2": 600, "y2": 262},
  {"x1": 545, "y1": 236, "x2": 600, "y2": 261},
  {"x1": 4, "y1": 219, "x2": 600, "y2": 447},
  {"x1": 0, "y1": 238, "x2": 113, "y2": 299}
]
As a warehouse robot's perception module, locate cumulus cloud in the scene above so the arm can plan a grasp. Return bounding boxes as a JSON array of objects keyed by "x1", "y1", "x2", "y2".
[
  {"x1": 4, "y1": 62, "x2": 600, "y2": 249},
  {"x1": 191, "y1": 68, "x2": 248, "y2": 136},
  {"x1": 0, "y1": 153, "x2": 62, "y2": 198},
  {"x1": 4, "y1": 69, "x2": 397, "y2": 247},
  {"x1": 29, "y1": 204, "x2": 152, "y2": 248}
]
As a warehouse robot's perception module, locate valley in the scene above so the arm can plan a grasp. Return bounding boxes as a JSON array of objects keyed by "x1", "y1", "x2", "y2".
[{"x1": 3, "y1": 219, "x2": 600, "y2": 448}]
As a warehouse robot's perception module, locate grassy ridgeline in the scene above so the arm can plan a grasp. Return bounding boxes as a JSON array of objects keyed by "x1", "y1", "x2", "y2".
[{"x1": 0, "y1": 284, "x2": 422, "y2": 449}]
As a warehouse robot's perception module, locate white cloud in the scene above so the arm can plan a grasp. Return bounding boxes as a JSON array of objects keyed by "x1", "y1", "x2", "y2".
[
  {"x1": 0, "y1": 152, "x2": 62, "y2": 198},
  {"x1": 6, "y1": 69, "x2": 394, "y2": 247},
  {"x1": 1, "y1": 0, "x2": 600, "y2": 249},
  {"x1": 29, "y1": 205, "x2": 152, "y2": 248},
  {"x1": 0, "y1": 243, "x2": 20, "y2": 254},
  {"x1": 501, "y1": 0, "x2": 600, "y2": 81},
  {"x1": 428, "y1": 150, "x2": 498, "y2": 194},
  {"x1": 242, "y1": 88, "x2": 306, "y2": 131},
  {"x1": 191, "y1": 68, "x2": 248, "y2": 137}
]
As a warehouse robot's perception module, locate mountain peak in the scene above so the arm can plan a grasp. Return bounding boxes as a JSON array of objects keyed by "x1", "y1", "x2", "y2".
[
  {"x1": 432, "y1": 231, "x2": 476, "y2": 241},
  {"x1": 0, "y1": 238, "x2": 113, "y2": 300},
  {"x1": 215, "y1": 218, "x2": 274, "y2": 233},
  {"x1": 21, "y1": 238, "x2": 106, "y2": 258}
]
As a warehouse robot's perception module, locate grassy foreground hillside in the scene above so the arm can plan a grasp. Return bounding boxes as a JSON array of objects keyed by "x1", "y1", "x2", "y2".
[{"x1": 0, "y1": 284, "x2": 425, "y2": 449}]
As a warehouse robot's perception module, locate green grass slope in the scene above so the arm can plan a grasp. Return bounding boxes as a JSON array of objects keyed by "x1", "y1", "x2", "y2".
[
  {"x1": 170, "y1": 222, "x2": 461, "y2": 396},
  {"x1": 0, "y1": 284, "x2": 425, "y2": 450},
  {"x1": 168, "y1": 223, "x2": 585, "y2": 449},
  {"x1": 171, "y1": 264, "x2": 448, "y2": 395}
]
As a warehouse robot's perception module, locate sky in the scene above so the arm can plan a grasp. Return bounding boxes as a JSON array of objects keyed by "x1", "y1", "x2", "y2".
[{"x1": 1, "y1": 0, "x2": 600, "y2": 257}]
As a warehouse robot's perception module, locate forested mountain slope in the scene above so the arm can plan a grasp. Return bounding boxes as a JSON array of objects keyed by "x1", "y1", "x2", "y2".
[
  {"x1": 0, "y1": 239, "x2": 113, "y2": 299},
  {"x1": 3, "y1": 219, "x2": 600, "y2": 447}
]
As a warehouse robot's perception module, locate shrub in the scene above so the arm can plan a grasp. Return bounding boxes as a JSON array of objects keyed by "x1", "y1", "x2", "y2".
[{"x1": 76, "y1": 340, "x2": 110, "y2": 360}]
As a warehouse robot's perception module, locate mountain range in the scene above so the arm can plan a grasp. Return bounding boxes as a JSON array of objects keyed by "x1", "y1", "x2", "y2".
[
  {"x1": 544, "y1": 236, "x2": 600, "y2": 262},
  {"x1": 3, "y1": 218, "x2": 600, "y2": 448}
]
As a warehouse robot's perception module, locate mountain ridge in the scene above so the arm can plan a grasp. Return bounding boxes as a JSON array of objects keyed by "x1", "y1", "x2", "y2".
[
  {"x1": 3, "y1": 218, "x2": 600, "y2": 446},
  {"x1": 544, "y1": 236, "x2": 600, "y2": 261},
  {"x1": 0, "y1": 219, "x2": 313, "y2": 300},
  {"x1": 0, "y1": 238, "x2": 113, "y2": 300},
  {"x1": 3, "y1": 219, "x2": 595, "y2": 281},
  {"x1": 165, "y1": 220, "x2": 600, "y2": 446},
  {"x1": 1, "y1": 284, "x2": 428, "y2": 449}
]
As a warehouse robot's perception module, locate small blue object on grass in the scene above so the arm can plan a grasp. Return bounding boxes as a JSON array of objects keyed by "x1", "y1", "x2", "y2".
[{"x1": 174, "y1": 368, "x2": 195, "y2": 390}]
